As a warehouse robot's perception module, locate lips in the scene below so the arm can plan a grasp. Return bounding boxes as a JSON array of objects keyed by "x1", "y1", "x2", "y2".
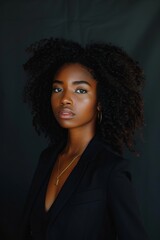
[{"x1": 57, "y1": 108, "x2": 75, "y2": 119}]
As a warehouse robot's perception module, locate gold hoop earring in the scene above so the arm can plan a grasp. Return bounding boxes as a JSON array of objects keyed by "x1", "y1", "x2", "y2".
[{"x1": 98, "y1": 111, "x2": 102, "y2": 124}]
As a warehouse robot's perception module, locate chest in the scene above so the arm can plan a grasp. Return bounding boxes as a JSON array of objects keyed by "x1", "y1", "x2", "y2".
[{"x1": 45, "y1": 155, "x2": 81, "y2": 212}]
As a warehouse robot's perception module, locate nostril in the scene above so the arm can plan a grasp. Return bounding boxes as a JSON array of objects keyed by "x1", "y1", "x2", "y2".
[
  {"x1": 60, "y1": 90, "x2": 72, "y2": 105},
  {"x1": 61, "y1": 98, "x2": 72, "y2": 105},
  {"x1": 61, "y1": 101, "x2": 71, "y2": 105}
]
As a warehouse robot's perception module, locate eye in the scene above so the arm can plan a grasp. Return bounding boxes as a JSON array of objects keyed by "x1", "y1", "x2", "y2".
[
  {"x1": 52, "y1": 87, "x2": 62, "y2": 93},
  {"x1": 75, "y1": 89, "x2": 88, "y2": 94}
]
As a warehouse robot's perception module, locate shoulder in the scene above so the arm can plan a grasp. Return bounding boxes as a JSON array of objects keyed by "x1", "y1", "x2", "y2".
[
  {"x1": 38, "y1": 140, "x2": 64, "y2": 162},
  {"x1": 91, "y1": 136, "x2": 132, "y2": 181},
  {"x1": 33, "y1": 143, "x2": 60, "y2": 173},
  {"x1": 95, "y1": 136, "x2": 130, "y2": 167},
  {"x1": 98, "y1": 144, "x2": 133, "y2": 198},
  {"x1": 39, "y1": 144, "x2": 55, "y2": 161},
  {"x1": 94, "y1": 140, "x2": 135, "y2": 202}
]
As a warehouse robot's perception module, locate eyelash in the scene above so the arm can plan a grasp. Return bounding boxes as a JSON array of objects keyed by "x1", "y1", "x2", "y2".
[
  {"x1": 76, "y1": 89, "x2": 87, "y2": 94},
  {"x1": 52, "y1": 87, "x2": 62, "y2": 93},
  {"x1": 52, "y1": 88, "x2": 88, "y2": 94}
]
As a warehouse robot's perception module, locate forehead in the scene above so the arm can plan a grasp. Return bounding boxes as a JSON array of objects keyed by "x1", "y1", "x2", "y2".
[{"x1": 55, "y1": 63, "x2": 95, "y2": 80}]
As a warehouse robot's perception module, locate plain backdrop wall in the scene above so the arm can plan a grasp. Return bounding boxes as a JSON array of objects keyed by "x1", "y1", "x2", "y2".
[{"x1": 1, "y1": 0, "x2": 160, "y2": 239}]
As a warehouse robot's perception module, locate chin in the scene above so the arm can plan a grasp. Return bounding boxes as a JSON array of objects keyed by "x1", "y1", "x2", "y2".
[{"x1": 57, "y1": 120, "x2": 76, "y2": 129}]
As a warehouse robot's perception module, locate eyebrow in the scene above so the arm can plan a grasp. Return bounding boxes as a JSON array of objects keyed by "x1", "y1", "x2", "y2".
[{"x1": 53, "y1": 80, "x2": 91, "y2": 86}]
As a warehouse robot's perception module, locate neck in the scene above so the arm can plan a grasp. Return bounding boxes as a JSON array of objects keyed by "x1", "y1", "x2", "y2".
[{"x1": 63, "y1": 127, "x2": 96, "y2": 155}]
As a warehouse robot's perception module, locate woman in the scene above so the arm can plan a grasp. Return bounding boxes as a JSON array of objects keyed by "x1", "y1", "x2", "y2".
[{"x1": 21, "y1": 38, "x2": 148, "y2": 239}]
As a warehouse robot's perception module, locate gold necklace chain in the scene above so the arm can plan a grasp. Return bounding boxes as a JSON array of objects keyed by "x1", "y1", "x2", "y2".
[{"x1": 55, "y1": 153, "x2": 82, "y2": 186}]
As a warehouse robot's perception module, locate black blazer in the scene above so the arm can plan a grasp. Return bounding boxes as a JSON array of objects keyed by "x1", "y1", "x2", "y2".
[{"x1": 21, "y1": 135, "x2": 148, "y2": 240}]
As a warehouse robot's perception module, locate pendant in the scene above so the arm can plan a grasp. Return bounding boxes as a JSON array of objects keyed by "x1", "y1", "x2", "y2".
[{"x1": 55, "y1": 178, "x2": 59, "y2": 186}]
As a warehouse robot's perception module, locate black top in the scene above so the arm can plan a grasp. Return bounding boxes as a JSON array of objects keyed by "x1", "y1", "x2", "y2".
[
  {"x1": 29, "y1": 172, "x2": 51, "y2": 240},
  {"x1": 21, "y1": 135, "x2": 149, "y2": 240}
]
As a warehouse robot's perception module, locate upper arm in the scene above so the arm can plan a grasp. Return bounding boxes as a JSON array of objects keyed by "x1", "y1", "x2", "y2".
[{"x1": 108, "y1": 160, "x2": 148, "y2": 240}]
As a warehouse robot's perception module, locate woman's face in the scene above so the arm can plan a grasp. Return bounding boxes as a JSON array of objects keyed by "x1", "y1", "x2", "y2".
[{"x1": 51, "y1": 63, "x2": 98, "y2": 131}]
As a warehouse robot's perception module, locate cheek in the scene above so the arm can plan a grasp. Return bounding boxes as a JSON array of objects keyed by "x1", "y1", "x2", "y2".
[
  {"x1": 77, "y1": 96, "x2": 97, "y2": 114},
  {"x1": 50, "y1": 95, "x2": 58, "y2": 112}
]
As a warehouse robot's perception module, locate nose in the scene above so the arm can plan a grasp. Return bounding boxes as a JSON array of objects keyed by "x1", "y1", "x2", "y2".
[{"x1": 60, "y1": 90, "x2": 72, "y2": 105}]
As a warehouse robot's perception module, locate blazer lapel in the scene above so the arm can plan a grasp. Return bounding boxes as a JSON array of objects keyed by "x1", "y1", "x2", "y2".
[
  {"x1": 22, "y1": 142, "x2": 64, "y2": 232},
  {"x1": 48, "y1": 135, "x2": 103, "y2": 224}
]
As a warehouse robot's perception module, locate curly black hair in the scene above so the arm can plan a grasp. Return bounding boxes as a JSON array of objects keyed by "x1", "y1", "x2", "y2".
[{"x1": 23, "y1": 38, "x2": 145, "y2": 155}]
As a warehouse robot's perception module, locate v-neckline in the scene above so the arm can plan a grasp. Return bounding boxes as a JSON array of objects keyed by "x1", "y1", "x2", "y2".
[
  {"x1": 29, "y1": 135, "x2": 102, "y2": 225},
  {"x1": 43, "y1": 153, "x2": 82, "y2": 214}
]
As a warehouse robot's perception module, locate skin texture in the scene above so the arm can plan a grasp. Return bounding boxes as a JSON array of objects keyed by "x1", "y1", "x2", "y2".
[
  {"x1": 24, "y1": 38, "x2": 145, "y2": 155},
  {"x1": 45, "y1": 63, "x2": 99, "y2": 211},
  {"x1": 51, "y1": 63, "x2": 98, "y2": 131}
]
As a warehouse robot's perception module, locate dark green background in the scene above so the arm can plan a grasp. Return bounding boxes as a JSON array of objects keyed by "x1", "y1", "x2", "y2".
[{"x1": 1, "y1": 0, "x2": 160, "y2": 239}]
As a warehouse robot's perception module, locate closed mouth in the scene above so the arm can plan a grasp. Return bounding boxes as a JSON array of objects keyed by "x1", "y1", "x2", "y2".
[{"x1": 58, "y1": 108, "x2": 75, "y2": 119}]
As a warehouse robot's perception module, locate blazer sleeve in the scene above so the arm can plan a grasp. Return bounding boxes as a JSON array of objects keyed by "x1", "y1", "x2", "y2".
[{"x1": 108, "y1": 160, "x2": 149, "y2": 240}]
